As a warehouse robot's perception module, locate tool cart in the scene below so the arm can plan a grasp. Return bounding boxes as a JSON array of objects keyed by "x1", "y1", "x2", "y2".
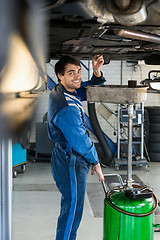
[
  {"x1": 115, "y1": 102, "x2": 149, "y2": 171},
  {"x1": 12, "y1": 142, "x2": 27, "y2": 178}
]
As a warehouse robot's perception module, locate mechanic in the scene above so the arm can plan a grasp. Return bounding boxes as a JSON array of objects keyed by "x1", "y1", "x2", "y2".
[{"x1": 47, "y1": 54, "x2": 105, "y2": 240}]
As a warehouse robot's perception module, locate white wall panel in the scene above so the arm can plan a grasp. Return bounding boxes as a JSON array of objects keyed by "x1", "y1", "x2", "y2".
[{"x1": 30, "y1": 60, "x2": 160, "y2": 144}]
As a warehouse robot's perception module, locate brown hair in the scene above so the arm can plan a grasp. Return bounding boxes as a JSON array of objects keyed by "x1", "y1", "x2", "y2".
[{"x1": 55, "y1": 55, "x2": 81, "y2": 82}]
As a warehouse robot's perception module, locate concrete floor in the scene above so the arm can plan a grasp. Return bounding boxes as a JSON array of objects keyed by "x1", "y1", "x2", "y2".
[{"x1": 13, "y1": 159, "x2": 160, "y2": 240}]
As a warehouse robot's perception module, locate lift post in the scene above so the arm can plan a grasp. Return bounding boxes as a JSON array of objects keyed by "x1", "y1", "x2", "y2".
[
  {"x1": 127, "y1": 103, "x2": 133, "y2": 188},
  {"x1": 0, "y1": 139, "x2": 12, "y2": 240}
]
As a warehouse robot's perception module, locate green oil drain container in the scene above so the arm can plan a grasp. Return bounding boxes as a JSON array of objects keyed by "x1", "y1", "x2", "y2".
[{"x1": 103, "y1": 190, "x2": 157, "y2": 240}]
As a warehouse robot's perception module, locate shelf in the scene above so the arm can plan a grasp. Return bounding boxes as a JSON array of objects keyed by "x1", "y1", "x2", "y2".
[
  {"x1": 116, "y1": 103, "x2": 146, "y2": 171},
  {"x1": 120, "y1": 141, "x2": 141, "y2": 144},
  {"x1": 114, "y1": 158, "x2": 150, "y2": 171}
]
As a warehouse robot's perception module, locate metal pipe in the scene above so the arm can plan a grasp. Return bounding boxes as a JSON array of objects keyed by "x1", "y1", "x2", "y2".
[
  {"x1": 88, "y1": 60, "x2": 92, "y2": 80},
  {"x1": 115, "y1": 29, "x2": 160, "y2": 45},
  {"x1": 141, "y1": 102, "x2": 144, "y2": 159},
  {"x1": 42, "y1": 0, "x2": 66, "y2": 11},
  {"x1": 106, "y1": 0, "x2": 147, "y2": 26},
  {"x1": 0, "y1": 138, "x2": 12, "y2": 240},
  {"x1": 127, "y1": 104, "x2": 133, "y2": 188},
  {"x1": 114, "y1": 0, "x2": 131, "y2": 10},
  {"x1": 117, "y1": 104, "x2": 121, "y2": 160}
]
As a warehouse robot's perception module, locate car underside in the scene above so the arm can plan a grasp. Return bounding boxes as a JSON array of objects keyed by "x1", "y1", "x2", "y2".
[{"x1": 44, "y1": 0, "x2": 160, "y2": 63}]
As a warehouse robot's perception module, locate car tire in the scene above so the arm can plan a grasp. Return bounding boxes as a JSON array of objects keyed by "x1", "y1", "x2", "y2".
[
  {"x1": 145, "y1": 107, "x2": 160, "y2": 116},
  {"x1": 148, "y1": 116, "x2": 160, "y2": 123},
  {"x1": 148, "y1": 143, "x2": 160, "y2": 153},
  {"x1": 148, "y1": 152, "x2": 160, "y2": 162},
  {"x1": 149, "y1": 123, "x2": 160, "y2": 133},
  {"x1": 145, "y1": 107, "x2": 160, "y2": 162},
  {"x1": 149, "y1": 133, "x2": 160, "y2": 143}
]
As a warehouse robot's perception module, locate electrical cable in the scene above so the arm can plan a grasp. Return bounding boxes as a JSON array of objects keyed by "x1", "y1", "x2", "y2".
[{"x1": 88, "y1": 102, "x2": 113, "y2": 166}]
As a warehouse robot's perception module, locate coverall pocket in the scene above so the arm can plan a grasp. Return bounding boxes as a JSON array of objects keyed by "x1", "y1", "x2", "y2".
[{"x1": 59, "y1": 145, "x2": 72, "y2": 164}]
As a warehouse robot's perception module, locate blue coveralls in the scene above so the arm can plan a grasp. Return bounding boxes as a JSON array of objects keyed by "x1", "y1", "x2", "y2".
[{"x1": 47, "y1": 73, "x2": 106, "y2": 240}]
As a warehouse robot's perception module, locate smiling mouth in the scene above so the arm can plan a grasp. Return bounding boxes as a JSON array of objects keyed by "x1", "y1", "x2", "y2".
[{"x1": 73, "y1": 80, "x2": 81, "y2": 83}]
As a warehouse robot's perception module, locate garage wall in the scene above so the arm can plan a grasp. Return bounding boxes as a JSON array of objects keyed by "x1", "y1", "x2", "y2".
[{"x1": 30, "y1": 60, "x2": 160, "y2": 144}]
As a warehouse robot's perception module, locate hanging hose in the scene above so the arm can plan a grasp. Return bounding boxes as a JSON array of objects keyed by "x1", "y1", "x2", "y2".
[
  {"x1": 106, "y1": 188, "x2": 158, "y2": 217},
  {"x1": 87, "y1": 102, "x2": 113, "y2": 166}
]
